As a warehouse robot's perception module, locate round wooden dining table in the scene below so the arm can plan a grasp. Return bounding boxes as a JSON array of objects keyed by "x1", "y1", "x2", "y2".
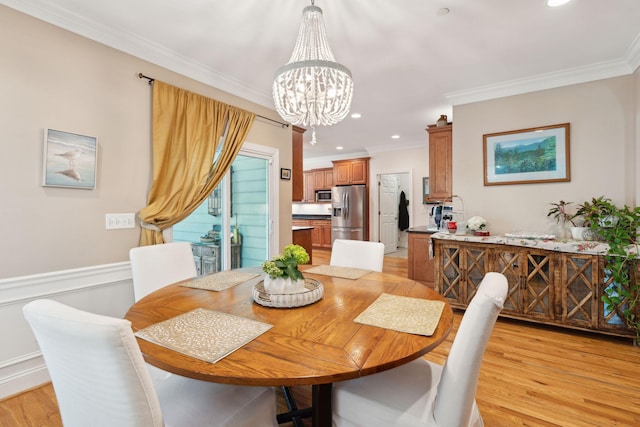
[{"x1": 124, "y1": 266, "x2": 453, "y2": 427}]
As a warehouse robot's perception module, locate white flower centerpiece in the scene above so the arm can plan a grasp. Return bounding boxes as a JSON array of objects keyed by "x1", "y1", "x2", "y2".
[
  {"x1": 261, "y1": 244, "x2": 310, "y2": 294},
  {"x1": 466, "y1": 216, "x2": 488, "y2": 236}
]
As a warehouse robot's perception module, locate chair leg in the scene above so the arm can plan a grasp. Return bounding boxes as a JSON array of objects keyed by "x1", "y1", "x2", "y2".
[{"x1": 277, "y1": 386, "x2": 312, "y2": 426}]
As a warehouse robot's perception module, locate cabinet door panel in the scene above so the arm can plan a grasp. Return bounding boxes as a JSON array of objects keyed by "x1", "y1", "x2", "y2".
[
  {"x1": 563, "y1": 254, "x2": 597, "y2": 327},
  {"x1": 323, "y1": 169, "x2": 333, "y2": 188},
  {"x1": 439, "y1": 245, "x2": 462, "y2": 302},
  {"x1": 350, "y1": 161, "x2": 366, "y2": 184},
  {"x1": 408, "y1": 233, "x2": 434, "y2": 284},
  {"x1": 462, "y1": 246, "x2": 489, "y2": 304},
  {"x1": 426, "y1": 125, "x2": 452, "y2": 201},
  {"x1": 523, "y1": 252, "x2": 554, "y2": 320},
  {"x1": 303, "y1": 172, "x2": 314, "y2": 202},
  {"x1": 493, "y1": 249, "x2": 523, "y2": 314},
  {"x1": 334, "y1": 163, "x2": 350, "y2": 185},
  {"x1": 598, "y1": 262, "x2": 634, "y2": 332}
]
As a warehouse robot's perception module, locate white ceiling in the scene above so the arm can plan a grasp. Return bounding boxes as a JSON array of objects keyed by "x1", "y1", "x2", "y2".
[{"x1": 4, "y1": 0, "x2": 640, "y2": 161}]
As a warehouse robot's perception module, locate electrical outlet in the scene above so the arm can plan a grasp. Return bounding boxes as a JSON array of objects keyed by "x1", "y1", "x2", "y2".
[{"x1": 105, "y1": 213, "x2": 135, "y2": 230}]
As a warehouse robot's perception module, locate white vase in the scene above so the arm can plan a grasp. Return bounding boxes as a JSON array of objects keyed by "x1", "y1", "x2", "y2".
[
  {"x1": 263, "y1": 276, "x2": 306, "y2": 294},
  {"x1": 570, "y1": 226, "x2": 586, "y2": 240}
]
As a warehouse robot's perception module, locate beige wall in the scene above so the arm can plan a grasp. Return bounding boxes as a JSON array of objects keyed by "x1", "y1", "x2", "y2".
[
  {"x1": 453, "y1": 76, "x2": 636, "y2": 236},
  {"x1": 0, "y1": 6, "x2": 292, "y2": 279},
  {"x1": 369, "y1": 146, "x2": 430, "y2": 242}
]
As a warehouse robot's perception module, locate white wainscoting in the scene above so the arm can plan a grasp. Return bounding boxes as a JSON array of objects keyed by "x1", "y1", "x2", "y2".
[{"x1": 0, "y1": 262, "x2": 134, "y2": 399}]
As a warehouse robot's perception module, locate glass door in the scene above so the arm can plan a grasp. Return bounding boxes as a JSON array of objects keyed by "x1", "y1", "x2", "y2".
[{"x1": 173, "y1": 145, "x2": 275, "y2": 274}]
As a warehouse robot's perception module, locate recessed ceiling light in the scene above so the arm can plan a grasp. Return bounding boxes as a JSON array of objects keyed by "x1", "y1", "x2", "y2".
[
  {"x1": 546, "y1": 0, "x2": 571, "y2": 7},
  {"x1": 336, "y1": 146, "x2": 343, "y2": 150},
  {"x1": 351, "y1": 113, "x2": 362, "y2": 119},
  {"x1": 437, "y1": 8, "x2": 450, "y2": 16},
  {"x1": 391, "y1": 135, "x2": 400, "y2": 139}
]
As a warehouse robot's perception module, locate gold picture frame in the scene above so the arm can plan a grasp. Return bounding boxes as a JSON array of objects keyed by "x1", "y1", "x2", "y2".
[{"x1": 483, "y1": 123, "x2": 570, "y2": 186}]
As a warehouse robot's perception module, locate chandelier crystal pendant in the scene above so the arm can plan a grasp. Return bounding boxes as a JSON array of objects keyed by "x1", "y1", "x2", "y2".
[{"x1": 272, "y1": 0, "x2": 353, "y2": 145}]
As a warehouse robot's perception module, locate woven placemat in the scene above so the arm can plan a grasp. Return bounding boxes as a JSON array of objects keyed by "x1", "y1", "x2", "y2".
[
  {"x1": 305, "y1": 264, "x2": 372, "y2": 280},
  {"x1": 180, "y1": 271, "x2": 260, "y2": 292},
  {"x1": 354, "y1": 293, "x2": 445, "y2": 336},
  {"x1": 135, "y1": 308, "x2": 272, "y2": 363}
]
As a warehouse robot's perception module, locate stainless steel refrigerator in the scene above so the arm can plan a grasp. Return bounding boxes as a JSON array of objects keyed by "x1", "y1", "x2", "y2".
[{"x1": 331, "y1": 185, "x2": 367, "y2": 243}]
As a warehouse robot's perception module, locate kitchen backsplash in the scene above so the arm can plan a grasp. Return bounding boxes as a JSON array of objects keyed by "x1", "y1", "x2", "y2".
[{"x1": 292, "y1": 203, "x2": 332, "y2": 216}]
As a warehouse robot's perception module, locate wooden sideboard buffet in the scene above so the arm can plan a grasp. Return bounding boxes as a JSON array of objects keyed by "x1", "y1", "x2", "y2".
[{"x1": 432, "y1": 233, "x2": 638, "y2": 339}]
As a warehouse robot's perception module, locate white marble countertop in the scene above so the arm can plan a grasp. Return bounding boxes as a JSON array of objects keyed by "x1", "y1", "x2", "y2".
[{"x1": 430, "y1": 232, "x2": 637, "y2": 257}]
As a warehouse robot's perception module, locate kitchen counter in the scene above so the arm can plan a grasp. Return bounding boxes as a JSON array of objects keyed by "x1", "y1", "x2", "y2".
[
  {"x1": 292, "y1": 214, "x2": 331, "y2": 220},
  {"x1": 292, "y1": 225, "x2": 314, "y2": 231},
  {"x1": 430, "y1": 231, "x2": 625, "y2": 256},
  {"x1": 406, "y1": 225, "x2": 439, "y2": 234}
]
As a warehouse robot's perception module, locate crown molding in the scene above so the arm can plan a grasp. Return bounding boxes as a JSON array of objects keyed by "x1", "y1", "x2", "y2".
[
  {"x1": 446, "y1": 56, "x2": 636, "y2": 106},
  {"x1": 5, "y1": 0, "x2": 640, "y2": 111},
  {"x1": 625, "y1": 32, "x2": 640, "y2": 73},
  {"x1": 0, "y1": 0, "x2": 274, "y2": 108}
]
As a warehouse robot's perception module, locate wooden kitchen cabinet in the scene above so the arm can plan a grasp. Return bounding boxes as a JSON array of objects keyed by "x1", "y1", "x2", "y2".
[
  {"x1": 407, "y1": 232, "x2": 435, "y2": 285},
  {"x1": 313, "y1": 168, "x2": 333, "y2": 190},
  {"x1": 312, "y1": 220, "x2": 332, "y2": 248},
  {"x1": 291, "y1": 126, "x2": 306, "y2": 202},
  {"x1": 303, "y1": 171, "x2": 315, "y2": 202},
  {"x1": 426, "y1": 124, "x2": 452, "y2": 202},
  {"x1": 293, "y1": 219, "x2": 332, "y2": 248},
  {"x1": 433, "y1": 237, "x2": 636, "y2": 339},
  {"x1": 301, "y1": 168, "x2": 333, "y2": 202},
  {"x1": 332, "y1": 158, "x2": 369, "y2": 185}
]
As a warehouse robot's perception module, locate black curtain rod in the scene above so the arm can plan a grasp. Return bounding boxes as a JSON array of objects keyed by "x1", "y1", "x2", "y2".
[{"x1": 138, "y1": 73, "x2": 290, "y2": 128}]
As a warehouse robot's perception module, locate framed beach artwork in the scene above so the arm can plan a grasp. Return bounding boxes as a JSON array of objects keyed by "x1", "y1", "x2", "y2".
[
  {"x1": 42, "y1": 129, "x2": 97, "y2": 189},
  {"x1": 483, "y1": 123, "x2": 570, "y2": 186},
  {"x1": 280, "y1": 168, "x2": 291, "y2": 180}
]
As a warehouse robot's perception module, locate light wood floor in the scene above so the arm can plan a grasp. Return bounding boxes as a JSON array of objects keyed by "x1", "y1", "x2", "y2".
[{"x1": 2, "y1": 248, "x2": 639, "y2": 427}]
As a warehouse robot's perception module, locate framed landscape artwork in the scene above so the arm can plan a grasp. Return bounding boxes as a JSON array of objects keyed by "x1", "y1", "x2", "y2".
[
  {"x1": 42, "y1": 129, "x2": 97, "y2": 189},
  {"x1": 483, "y1": 123, "x2": 570, "y2": 186}
]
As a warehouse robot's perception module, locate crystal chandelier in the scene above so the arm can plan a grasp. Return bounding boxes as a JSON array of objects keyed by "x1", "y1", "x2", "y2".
[{"x1": 272, "y1": 0, "x2": 353, "y2": 145}]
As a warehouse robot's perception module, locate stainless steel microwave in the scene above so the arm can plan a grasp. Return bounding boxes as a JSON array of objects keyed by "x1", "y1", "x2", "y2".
[{"x1": 315, "y1": 190, "x2": 332, "y2": 202}]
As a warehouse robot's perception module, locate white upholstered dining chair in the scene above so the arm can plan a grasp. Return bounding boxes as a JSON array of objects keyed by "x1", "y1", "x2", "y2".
[
  {"x1": 129, "y1": 242, "x2": 196, "y2": 302},
  {"x1": 329, "y1": 239, "x2": 385, "y2": 272},
  {"x1": 23, "y1": 299, "x2": 277, "y2": 427},
  {"x1": 332, "y1": 272, "x2": 508, "y2": 427}
]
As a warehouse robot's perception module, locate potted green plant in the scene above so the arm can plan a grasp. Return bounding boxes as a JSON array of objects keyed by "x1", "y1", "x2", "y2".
[
  {"x1": 547, "y1": 200, "x2": 580, "y2": 239},
  {"x1": 573, "y1": 196, "x2": 617, "y2": 240},
  {"x1": 262, "y1": 244, "x2": 310, "y2": 294},
  {"x1": 589, "y1": 200, "x2": 640, "y2": 344}
]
